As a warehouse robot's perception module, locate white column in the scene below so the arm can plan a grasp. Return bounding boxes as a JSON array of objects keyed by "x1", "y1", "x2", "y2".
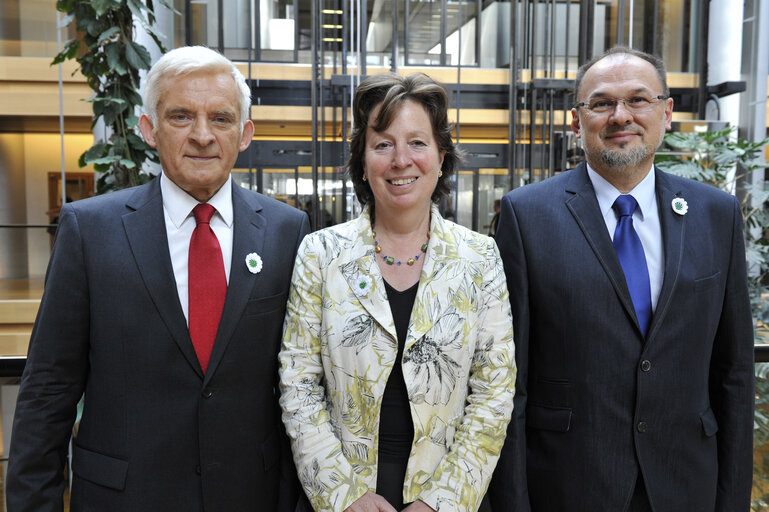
[{"x1": 706, "y1": 0, "x2": 744, "y2": 129}]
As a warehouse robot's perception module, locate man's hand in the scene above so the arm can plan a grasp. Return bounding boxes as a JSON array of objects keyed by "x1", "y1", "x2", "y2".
[
  {"x1": 343, "y1": 491, "x2": 398, "y2": 512},
  {"x1": 402, "y1": 500, "x2": 436, "y2": 512}
]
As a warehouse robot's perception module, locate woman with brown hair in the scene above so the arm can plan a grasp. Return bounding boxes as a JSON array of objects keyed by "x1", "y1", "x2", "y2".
[{"x1": 280, "y1": 72, "x2": 515, "y2": 512}]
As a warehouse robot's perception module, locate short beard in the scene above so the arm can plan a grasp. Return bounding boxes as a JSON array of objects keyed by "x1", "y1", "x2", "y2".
[{"x1": 599, "y1": 146, "x2": 648, "y2": 169}]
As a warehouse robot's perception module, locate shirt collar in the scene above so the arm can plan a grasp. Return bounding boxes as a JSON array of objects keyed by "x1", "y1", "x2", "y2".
[
  {"x1": 160, "y1": 172, "x2": 234, "y2": 228},
  {"x1": 586, "y1": 163, "x2": 656, "y2": 220}
]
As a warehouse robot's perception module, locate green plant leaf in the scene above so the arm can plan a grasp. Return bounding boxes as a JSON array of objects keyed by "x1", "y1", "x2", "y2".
[
  {"x1": 125, "y1": 115, "x2": 139, "y2": 129},
  {"x1": 745, "y1": 183, "x2": 769, "y2": 204},
  {"x1": 155, "y1": 0, "x2": 181, "y2": 15},
  {"x1": 97, "y1": 26, "x2": 121, "y2": 46},
  {"x1": 83, "y1": 15, "x2": 103, "y2": 37},
  {"x1": 90, "y1": 0, "x2": 118, "y2": 16},
  {"x1": 56, "y1": 0, "x2": 77, "y2": 12},
  {"x1": 78, "y1": 142, "x2": 107, "y2": 167},
  {"x1": 104, "y1": 43, "x2": 128, "y2": 75},
  {"x1": 125, "y1": 87, "x2": 143, "y2": 106},
  {"x1": 126, "y1": 0, "x2": 150, "y2": 25},
  {"x1": 661, "y1": 131, "x2": 704, "y2": 151},
  {"x1": 87, "y1": 155, "x2": 123, "y2": 166},
  {"x1": 712, "y1": 148, "x2": 740, "y2": 168},
  {"x1": 86, "y1": 96, "x2": 127, "y2": 106},
  {"x1": 51, "y1": 38, "x2": 81, "y2": 65},
  {"x1": 125, "y1": 40, "x2": 152, "y2": 71},
  {"x1": 656, "y1": 160, "x2": 703, "y2": 180},
  {"x1": 126, "y1": 132, "x2": 149, "y2": 147}
]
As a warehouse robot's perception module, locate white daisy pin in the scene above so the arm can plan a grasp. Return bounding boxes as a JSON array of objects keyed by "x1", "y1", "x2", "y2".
[
  {"x1": 354, "y1": 275, "x2": 373, "y2": 297},
  {"x1": 671, "y1": 197, "x2": 688, "y2": 216},
  {"x1": 245, "y1": 252, "x2": 263, "y2": 274}
]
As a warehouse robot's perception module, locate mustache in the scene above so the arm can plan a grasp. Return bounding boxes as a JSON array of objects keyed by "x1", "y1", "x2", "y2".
[{"x1": 603, "y1": 125, "x2": 641, "y2": 136}]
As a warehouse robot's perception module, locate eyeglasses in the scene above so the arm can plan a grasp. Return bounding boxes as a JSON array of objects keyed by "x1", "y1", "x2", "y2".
[{"x1": 574, "y1": 95, "x2": 668, "y2": 114}]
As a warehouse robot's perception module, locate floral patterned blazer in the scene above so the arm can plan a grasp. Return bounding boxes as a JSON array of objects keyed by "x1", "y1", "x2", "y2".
[{"x1": 279, "y1": 204, "x2": 516, "y2": 512}]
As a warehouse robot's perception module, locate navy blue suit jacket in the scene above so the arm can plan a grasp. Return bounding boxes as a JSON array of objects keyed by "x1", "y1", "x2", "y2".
[
  {"x1": 7, "y1": 178, "x2": 309, "y2": 511},
  {"x1": 488, "y1": 163, "x2": 754, "y2": 511}
]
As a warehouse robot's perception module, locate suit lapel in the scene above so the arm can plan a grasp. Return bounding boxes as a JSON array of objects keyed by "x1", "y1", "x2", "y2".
[
  {"x1": 122, "y1": 179, "x2": 203, "y2": 377},
  {"x1": 204, "y1": 183, "x2": 267, "y2": 382},
  {"x1": 646, "y1": 168, "x2": 686, "y2": 341},
  {"x1": 340, "y1": 205, "x2": 448, "y2": 350},
  {"x1": 407, "y1": 204, "x2": 445, "y2": 345},
  {"x1": 340, "y1": 211, "x2": 397, "y2": 340},
  {"x1": 564, "y1": 164, "x2": 643, "y2": 335}
]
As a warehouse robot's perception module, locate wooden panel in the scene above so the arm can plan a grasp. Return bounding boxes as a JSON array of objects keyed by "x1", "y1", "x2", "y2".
[
  {"x1": 238, "y1": 62, "x2": 698, "y2": 88},
  {"x1": 0, "y1": 82, "x2": 91, "y2": 116},
  {"x1": 0, "y1": 334, "x2": 30, "y2": 357},
  {"x1": 0, "y1": 56, "x2": 83, "y2": 83},
  {"x1": 0, "y1": 300, "x2": 40, "y2": 324}
]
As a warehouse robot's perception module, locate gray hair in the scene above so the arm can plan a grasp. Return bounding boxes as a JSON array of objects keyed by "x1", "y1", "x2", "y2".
[
  {"x1": 142, "y1": 46, "x2": 251, "y2": 127},
  {"x1": 574, "y1": 46, "x2": 669, "y2": 101}
]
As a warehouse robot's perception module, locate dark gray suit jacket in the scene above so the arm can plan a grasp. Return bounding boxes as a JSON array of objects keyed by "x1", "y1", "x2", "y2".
[
  {"x1": 488, "y1": 164, "x2": 754, "y2": 511},
  {"x1": 7, "y1": 178, "x2": 309, "y2": 512}
]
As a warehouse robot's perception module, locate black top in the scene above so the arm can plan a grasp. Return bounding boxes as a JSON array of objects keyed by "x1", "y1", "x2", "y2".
[{"x1": 378, "y1": 280, "x2": 418, "y2": 463}]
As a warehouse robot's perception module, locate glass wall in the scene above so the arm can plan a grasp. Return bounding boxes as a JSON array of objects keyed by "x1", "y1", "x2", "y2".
[
  {"x1": 232, "y1": 166, "x2": 353, "y2": 230},
  {"x1": 260, "y1": 0, "x2": 298, "y2": 61},
  {"x1": 401, "y1": 0, "x2": 479, "y2": 66},
  {"x1": 187, "y1": 0, "x2": 220, "y2": 52},
  {"x1": 598, "y1": 0, "x2": 701, "y2": 73},
  {"x1": 451, "y1": 168, "x2": 511, "y2": 232},
  {"x1": 0, "y1": 1, "x2": 705, "y2": 73}
]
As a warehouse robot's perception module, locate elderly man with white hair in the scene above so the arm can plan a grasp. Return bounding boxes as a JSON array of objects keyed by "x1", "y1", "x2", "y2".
[{"x1": 7, "y1": 46, "x2": 308, "y2": 512}]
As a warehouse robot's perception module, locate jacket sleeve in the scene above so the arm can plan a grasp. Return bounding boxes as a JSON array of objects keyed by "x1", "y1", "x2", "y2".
[
  {"x1": 6, "y1": 205, "x2": 91, "y2": 512},
  {"x1": 417, "y1": 234, "x2": 517, "y2": 512},
  {"x1": 277, "y1": 213, "x2": 311, "y2": 512},
  {"x1": 711, "y1": 196, "x2": 755, "y2": 511},
  {"x1": 278, "y1": 234, "x2": 368, "y2": 512},
  {"x1": 486, "y1": 194, "x2": 532, "y2": 512}
]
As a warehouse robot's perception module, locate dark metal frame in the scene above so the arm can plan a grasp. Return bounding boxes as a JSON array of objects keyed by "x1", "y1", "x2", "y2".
[
  {"x1": 401, "y1": 0, "x2": 482, "y2": 68},
  {"x1": 182, "y1": 0, "x2": 711, "y2": 230},
  {"x1": 185, "y1": 0, "x2": 300, "y2": 63}
]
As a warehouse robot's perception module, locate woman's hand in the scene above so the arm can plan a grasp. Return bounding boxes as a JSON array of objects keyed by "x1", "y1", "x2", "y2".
[
  {"x1": 402, "y1": 500, "x2": 436, "y2": 512},
  {"x1": 343, "y1": 491, "x2": 398, "y2": 512}
]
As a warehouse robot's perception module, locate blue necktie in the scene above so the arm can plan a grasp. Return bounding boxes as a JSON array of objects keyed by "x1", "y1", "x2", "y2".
[{"x1": 612, "y1": 195, "x2": 652, "y2": 336}]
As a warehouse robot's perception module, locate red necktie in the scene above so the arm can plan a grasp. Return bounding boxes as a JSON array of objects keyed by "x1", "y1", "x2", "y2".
[{"x1": 188, "y1": 203, "x2": 227, "y2": 373}]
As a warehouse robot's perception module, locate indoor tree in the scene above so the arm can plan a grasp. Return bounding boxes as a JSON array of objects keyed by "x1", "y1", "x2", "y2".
[{"x1": 53, "y1": 0, "x2": 173, "y2": 193}]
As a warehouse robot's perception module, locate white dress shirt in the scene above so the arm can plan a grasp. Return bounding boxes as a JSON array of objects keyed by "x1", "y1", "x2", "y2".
[
  {"x1": 587, "y1": 164, "x2": 664, "y2": 310},
  {"x1": 160, "y1": 172, "x2": 234, "y2": 325}
]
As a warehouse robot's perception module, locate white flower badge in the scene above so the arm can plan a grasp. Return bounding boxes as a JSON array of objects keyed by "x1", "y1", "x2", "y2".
[
  {"x1": 671, "y1": 197, "x2": 688, "y2": 216},
  {"x1": 353, "y1": 275, "x2": 372, "y2": 297},
  {"x1": 245, "y1": 252, "x2": 263, "y2": 274}
]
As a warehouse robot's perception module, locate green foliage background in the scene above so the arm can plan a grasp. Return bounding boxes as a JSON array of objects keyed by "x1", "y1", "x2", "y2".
[{"x1": 53, "y1": 0, "x2": 173, "y2": 193}]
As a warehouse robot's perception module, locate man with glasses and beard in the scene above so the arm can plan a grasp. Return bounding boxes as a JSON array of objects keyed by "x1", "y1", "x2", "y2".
[{"x1": 488, "y1": 47, "x2": 754, "y2": 512}]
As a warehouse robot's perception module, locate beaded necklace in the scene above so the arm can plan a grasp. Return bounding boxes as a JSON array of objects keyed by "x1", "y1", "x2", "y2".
[{"x1": 372, "y1": 229, "x2": 430, "y2": 266}]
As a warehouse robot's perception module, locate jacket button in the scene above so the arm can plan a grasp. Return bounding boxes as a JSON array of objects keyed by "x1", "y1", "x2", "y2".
[
  {"x1": 640, "y1": 360, "x2": 651, "y2": 372},
  {"x1": 637, "y1": 421, "x2": 648, "y2": 433},
  {"x1": 195, "y1": 465, "x2": 201, "y2": 475},
  {"x1": 202, "y1": 390, "x2": 213, "y2": 399}
]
